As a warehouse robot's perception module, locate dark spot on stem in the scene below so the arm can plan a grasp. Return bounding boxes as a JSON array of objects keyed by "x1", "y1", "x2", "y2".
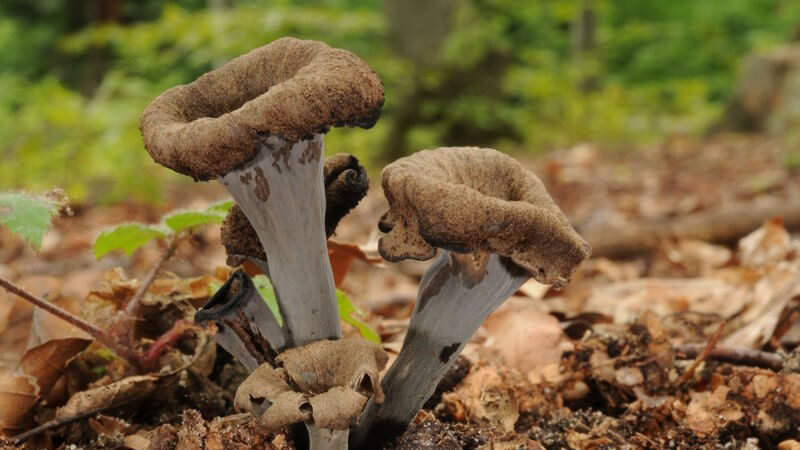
[
  {"x1": 439, "y1": 342, "x2": 460, "y2": 363},
  {"x1": 252, "y1": 167, "x2": 270, "y2": 201}
]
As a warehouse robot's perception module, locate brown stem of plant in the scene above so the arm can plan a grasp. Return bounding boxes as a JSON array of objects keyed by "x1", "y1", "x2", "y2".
[
  {"x1": 677, "y1": 321, "x2": 726, "y2": 385},
  {"x1": 12, "y1": 406, "x2": 108, "y2": 444},
  {"x1": 675, "y1": 343, "x2": 785, "y2": 372},
  {"x1": 0, "y1": 276, "x2": 145, "y2": 370},
  {"x1": 126, "y1": 234, "x2": 180, "y2": 316},
  {"x1": 142, "y1": 319, "x2": 195, "y2": 370}
]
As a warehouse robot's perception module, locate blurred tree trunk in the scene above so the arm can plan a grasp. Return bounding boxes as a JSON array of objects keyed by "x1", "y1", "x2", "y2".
[
  {"x1": 377, "y1": 0, "x2": 516, "y2": 164},
  {"x1": 571, "y1": 0, "x2": 598, "y2": 92}
]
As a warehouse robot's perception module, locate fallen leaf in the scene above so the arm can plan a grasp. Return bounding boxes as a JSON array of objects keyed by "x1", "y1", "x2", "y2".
[
  {"x1": 683, "y1": 386, "x2": 743, "y2": 437},
  {"x1": 481, "y1": 306, "x2": 568, "y2": 373},
  {"x1": 21, "y1": 338, "x2": 91, "y2": 403},
  {"x1": 55, "y1": 374, "x2": 159, "y2": 421},
  {"x1": 0, "y1": 372, "x2": 38, "y2": 436},
  {"x1": 738, "y1": 218, "x2": 796, "y2": 269},
  {"x1": 328, "y1": 239, "x2": 383, "y2": 286},
  {"x1": 441, "y1": 366, "x2": 518, "y2": 433}
]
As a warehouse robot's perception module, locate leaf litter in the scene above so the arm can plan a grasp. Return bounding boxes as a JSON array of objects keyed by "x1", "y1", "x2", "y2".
[{"x1": 0, "y1": 135, "x2": 799, "y2": 448}]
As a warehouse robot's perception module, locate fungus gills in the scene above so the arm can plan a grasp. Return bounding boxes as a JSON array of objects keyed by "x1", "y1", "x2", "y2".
[
  {"x1": 351, "y1": 147, "x2": 591, "y2": 449},
  {"x1": 221, "y1": 134, "x2": 340, "y2": 347}
]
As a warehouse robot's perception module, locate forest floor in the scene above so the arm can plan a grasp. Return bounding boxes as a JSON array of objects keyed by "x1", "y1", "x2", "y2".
[{"x1": 1, "y1": 133, "x2": 799, "y2": 449}]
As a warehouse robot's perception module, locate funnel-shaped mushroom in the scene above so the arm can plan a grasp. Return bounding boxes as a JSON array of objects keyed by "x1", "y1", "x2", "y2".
[
  {"x1": 351, "y1": 147, "x2": 590, "y2": 448},
  {"x1": 141, "y1": 38, "x2": 383, "y2": 349}
]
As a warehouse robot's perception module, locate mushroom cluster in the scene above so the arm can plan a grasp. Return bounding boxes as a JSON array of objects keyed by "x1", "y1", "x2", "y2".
[{"x1": 141, "y1": 37, "x2": 590, "y2": 450}]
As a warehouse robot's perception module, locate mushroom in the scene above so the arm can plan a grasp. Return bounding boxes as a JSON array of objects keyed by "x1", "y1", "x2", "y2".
[
  {"x1": 221, "y1": 153, "x2": 369, "y2": 267},
  {"x1": 350, "y1": 147, "x2": 591, "y2": 448},
  {"x1": 194, "y1": 269, "x2": 285, "y2": 370},
  {"x1": 140, "y1": 37, "x2": 383, "y2": 349},
  {"x1": 234, "y1": 339, "x2": 388, "y2": 433}
]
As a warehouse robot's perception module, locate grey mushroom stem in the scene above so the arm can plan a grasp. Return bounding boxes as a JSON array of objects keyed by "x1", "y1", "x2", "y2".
[
  {"x1": 220, "y1": 134, "x2": 347, "y2": 450},
  {"x1": 350, "y1": 251, "x2": 530, "y2": 448},
  {"x1": 220, "y1": 133, "x2": 341, "y2": 348}
]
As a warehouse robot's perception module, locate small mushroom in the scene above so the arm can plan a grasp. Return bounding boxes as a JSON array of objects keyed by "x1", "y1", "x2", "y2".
[
  {"x1": 234, "y1": 339, "x2": 388, "y2": 431},
  {"x1": 140, "y1": 37, "x2": 384, "y2": 349},
  {"x1": 350, "y1": 147, "x2": 590, "y2": 448},
  {"x1": 221, "y1": 153, "x2": 369, "y2": 267},
  {"x1": 194, "y1": 269, "x2": 286, "y2": 369}
]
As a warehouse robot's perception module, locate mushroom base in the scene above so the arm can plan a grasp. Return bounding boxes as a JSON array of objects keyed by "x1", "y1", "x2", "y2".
[
  {"x1": 220, "y1": 133, "x2": 341, "y2": 348},
  {"x1": 350, "y1": 252, "x2": 529, "y2": 449}
]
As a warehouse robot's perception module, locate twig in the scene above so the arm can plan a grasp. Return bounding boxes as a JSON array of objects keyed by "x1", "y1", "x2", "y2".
[
  {"x1": 142, "y1": 320, "x2": 195, "y2": 369},
  {"x1": 677, "y1": 321, "x2": 726, "y2": 385},
  {"x1": 12, "y1": 407, "x2": 107, "y2": 444},
  {"x1": 0, "y1": 277, "x2": 144, "y2": 369},
  {"x1": 675, "y1": 344, "x2": 785, "y2": 371},
  {"x1": 126, "y1": 234, "x2": 180, "y2": 316}
]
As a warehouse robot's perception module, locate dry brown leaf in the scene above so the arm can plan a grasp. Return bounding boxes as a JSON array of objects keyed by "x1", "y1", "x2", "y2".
[
  {"x1": 0, "y1": 372, "x2": 38, "y2": 436},
  {"x1": 328, "y1": 239, "x2": 383, "y2": 286},
  {"x1": 442, "y1": 366, "x2": 518, "y2": 433},
  {"x1": 123, "y1": 433, "x2": 151, "y2": 450},
  {"x1": 481, "y1": 306, "x2": 568, "y2": 373},
  {"x1": 585, "y1": 278, "x2": 747, "y2": 325},
  {"x1": 738, "y1": 217, "x2": 796, "y2": 268},
  {"x1": 55, "y1": 374, "x2": 159, "y2": 421},
  {"x1": 87, "y1": 414, "x2": 136, "y2": 437},
  {"x1": 21, "y1": 337, "x2": 90, "y2": 402},
  {"x1": 28, "y1": 298, "x2": 91, "y2": 348},
  {"x1": 683, "y1": 386, "x2": 743, "y2": 437},
  {"x1": 723, "y1": 269, "x2": 800, "y2": 348},
  {"x1": 779, "y1": 440, "x2": 800, "y2": 450}
]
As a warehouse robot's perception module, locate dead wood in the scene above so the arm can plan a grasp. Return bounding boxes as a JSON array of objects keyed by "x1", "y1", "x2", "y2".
[{"x1": 578, "y1": 199, "x2": 800, "y2": 258}]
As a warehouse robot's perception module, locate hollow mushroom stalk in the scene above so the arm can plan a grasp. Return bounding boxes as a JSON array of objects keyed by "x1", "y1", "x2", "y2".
[
  {"x1": 350, "y1": 147, "x2": 591, "y2": 448},
  {"x1": 140, "y1": 37, "x2": 383, "y2": 450},
  {"x1": 140, "y1": 37, "x2": 383, "y2": 348}
]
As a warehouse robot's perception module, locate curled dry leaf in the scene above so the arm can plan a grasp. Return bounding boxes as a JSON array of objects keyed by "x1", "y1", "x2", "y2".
[
  {"x1": 441, "y1": 366, "x2": 519, "y2": 433},
  {"x1": 235, "y1": 339, "x2": 387, "y2": 431},
  {"x1": 55, "y1": 374, "x2": 159, "y2": 421},
  {"x1": 20, "y1": 337, "x2": 90, "y2": 402},
  {"x1": 0, "y1": 372, "x2": 38, "y2": 436}
]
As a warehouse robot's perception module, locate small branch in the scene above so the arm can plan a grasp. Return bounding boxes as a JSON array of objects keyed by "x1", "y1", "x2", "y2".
[
  {"x1": 0, "y1": 277, "x2": 144, "y2": 370},
  {"x1": 675, "y1": 344, "x2": 784, "y2": 371},
  {"x1": 677, "y1": 322, "x2": 726, "y2": 385},
  {"x1": 142, "y1": 320, "x2": 195, "y2": 370},
  {"x1": 12, "y1": 407, "x2": 107, "y2": 444},
  {"x1": 126, "y1": 234, "x2": 180, "y2": 316}
]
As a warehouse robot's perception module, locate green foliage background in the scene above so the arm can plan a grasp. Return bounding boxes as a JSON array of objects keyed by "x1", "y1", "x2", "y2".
[{"x1": 2, "y1": 0, "x2": 799, "y2": 203}]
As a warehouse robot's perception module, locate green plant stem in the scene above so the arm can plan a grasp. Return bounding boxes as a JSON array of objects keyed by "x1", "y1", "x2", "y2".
[
  {"x1": 125, "y1": 234, "x2": 180, "y2": 316},
  {"x1": 0, "y1": 276, "x2": 145, "y2": 369}
]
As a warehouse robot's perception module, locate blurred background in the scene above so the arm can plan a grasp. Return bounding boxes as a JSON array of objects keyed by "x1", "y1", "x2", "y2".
[{"x1": 2, "y1": 0, "x2": 800, "y2": 204}]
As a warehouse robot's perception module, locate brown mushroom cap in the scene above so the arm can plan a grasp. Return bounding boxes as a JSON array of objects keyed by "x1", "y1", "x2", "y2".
[
  {"x1": 378, "y1": 147, "x2": 590, "y2": 284},
  {"x1": 140, "y1": 37, "x2": 384, "y2": 181},
  {"x1": 221, "y1": 153, "x2": 369, "y2": 265}
]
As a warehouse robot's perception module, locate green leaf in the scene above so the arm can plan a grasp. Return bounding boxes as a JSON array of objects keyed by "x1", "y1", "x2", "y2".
[
  {"x1": 163, "y1": 200, "x2": 233, "y2": 233},
  {"x1": 337, "y1": 290, "x2": 381, "y2": 344},
  {"x1": 205, "y1": 200, "x2": 234, "y2": 215},
  {"x1": 252, "y1": 275, "x2": 283, "y2": 327},
  {"x1": 0, "y1": 192, "x2": 60, "y2": 251},
  {"x1": 93, "y1": 224, "x2": 168, "y2": 259}
]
